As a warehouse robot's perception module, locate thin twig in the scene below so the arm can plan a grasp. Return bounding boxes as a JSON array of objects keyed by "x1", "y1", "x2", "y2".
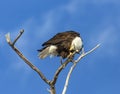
[
  {"x1": 75, "y1": 44, "x2": 100, "y2": 63},
  {"x1": 62, "y1": 44, "x2": 100, "y2": 94},
  {"x1": 12, "y1": 29, "x2": 24, "y2": 45}
]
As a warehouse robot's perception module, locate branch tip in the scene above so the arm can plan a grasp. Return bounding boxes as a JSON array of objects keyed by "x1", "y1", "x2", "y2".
[
  {"x1": 20, "y1": 29, "x2": 24, "y2": 33},
  {"x1": 5, "y1": 33, "x2": 11, "y2": 43},
  {"x1": 96, "y1": 43, "x2": 101, "y2": 48},
  {"x1": 12, "y1": 29, "x2": 24, "y2": 45}
]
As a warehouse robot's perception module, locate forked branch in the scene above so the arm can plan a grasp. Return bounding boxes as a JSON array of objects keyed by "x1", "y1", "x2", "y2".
[
  {"x1": 5, "y1": 30, "x2": 50, "y2": 85},
  {"x1": 51, "y1": 54, "x2": 75, "y2": 85},
  {"x1": 62, "y1": 44, "x2": 100, "y2": 94}
]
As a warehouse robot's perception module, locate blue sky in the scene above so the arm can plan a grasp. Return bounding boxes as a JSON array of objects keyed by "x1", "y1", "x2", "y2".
[{"x1": 0, "y1": 0, "x2": 120, "y2": 94}]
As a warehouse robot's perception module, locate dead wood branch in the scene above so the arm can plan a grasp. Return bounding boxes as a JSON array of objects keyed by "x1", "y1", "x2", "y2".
[
  {"x1": 62, "y1": 44, "x2": 100, "y2": 94},
  {"x1": 5, "y1": 30, "x2": 50, "y2": 86}
]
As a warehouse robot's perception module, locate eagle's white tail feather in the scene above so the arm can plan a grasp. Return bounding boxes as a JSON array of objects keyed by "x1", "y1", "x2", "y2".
[
  {"x1": 38, "y1": 45, "x2": 57, "y2": 59},
  {"x1": 38, "y1": 47, "x2": 50, "y2": 59}
]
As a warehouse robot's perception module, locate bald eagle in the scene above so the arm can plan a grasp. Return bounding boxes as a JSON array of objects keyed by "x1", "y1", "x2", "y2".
[{"x1": 38, "y1": 31, "x2": 83, "y2": 59}]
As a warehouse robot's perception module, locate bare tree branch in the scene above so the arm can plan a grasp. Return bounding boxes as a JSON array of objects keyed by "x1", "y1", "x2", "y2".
[
  {"x1": 52, "y1": 58, "x2": 72, "y2": 85},
  {"x1": 62, "y1": 44, "x2": 100, "y2": 94},
  {"x1": 12, "y1": 29, "x2": 24, "y2": 45},
  {"x1": 5, "y1": 30, "x2": 50, "y2": 85},
  {"x1": 62, "y1": 63, "x2": 76, "y2": 94},
  {"x1": 75, "y1": 44, "x2": 100, "y2": 63},
  {"x1": 51, "y1": 52, "x2": 76, "y2": 85}
]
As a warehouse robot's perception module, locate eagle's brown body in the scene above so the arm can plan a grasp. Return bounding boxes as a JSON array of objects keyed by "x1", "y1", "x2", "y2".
[{"x1": 38, "y1": 31, "x2": 83, "y2": 59}]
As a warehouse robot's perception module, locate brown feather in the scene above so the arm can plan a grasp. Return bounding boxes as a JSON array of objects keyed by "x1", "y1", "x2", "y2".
[{"x1": 42, "y1": 31, "x2": 80, "y2": 46}]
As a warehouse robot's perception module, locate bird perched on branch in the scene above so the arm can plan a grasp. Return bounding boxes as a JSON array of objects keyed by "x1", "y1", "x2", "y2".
[{"x1": 38, "y1": 30, "x2": 83, "y2": 59}]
